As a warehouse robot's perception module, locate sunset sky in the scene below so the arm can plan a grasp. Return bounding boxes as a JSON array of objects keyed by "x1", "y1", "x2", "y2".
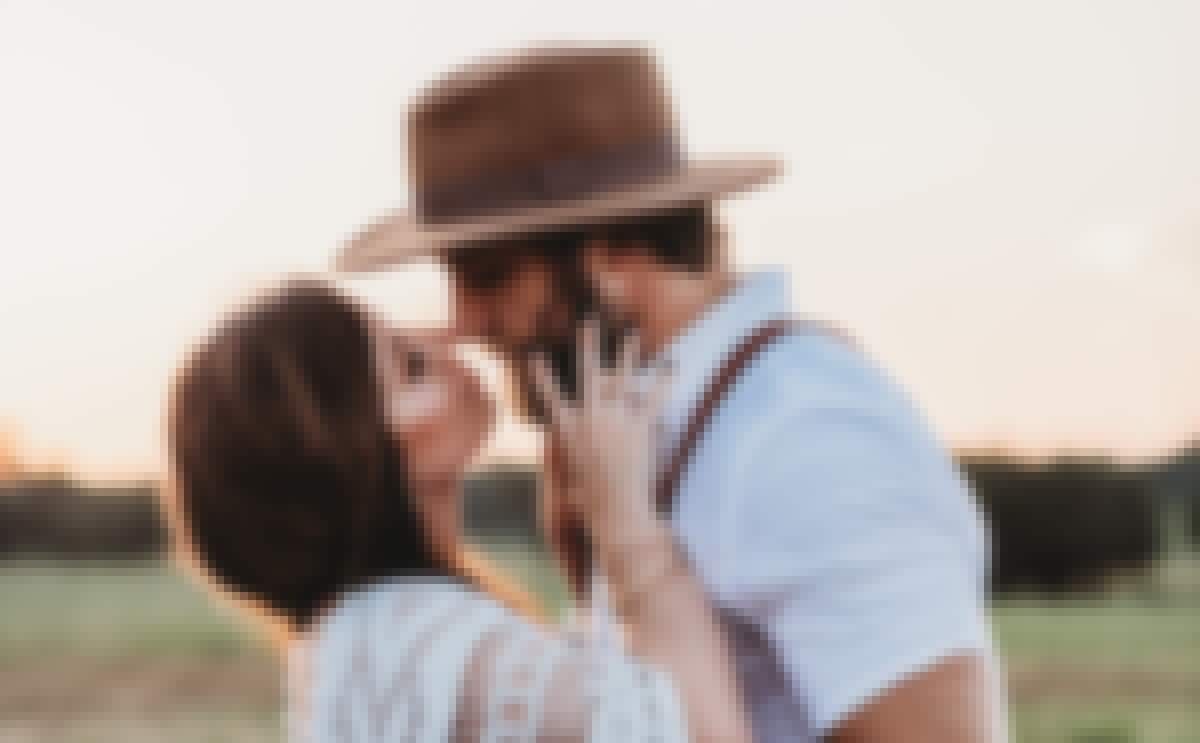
[{"x1": 2, "y1": 1, "x2": 1198, "y2": 479}]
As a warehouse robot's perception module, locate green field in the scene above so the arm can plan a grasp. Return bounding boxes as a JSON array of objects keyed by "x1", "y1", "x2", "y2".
[{"x1": 1, "y1": 554, "x2": 1196, "y2": 742}]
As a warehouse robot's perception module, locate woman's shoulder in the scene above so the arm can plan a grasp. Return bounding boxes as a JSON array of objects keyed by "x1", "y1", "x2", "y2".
[
  {"x1": 340, "y1": 574, "x2": 478, "y2": 606},
  {"x1": 321, "y1": 576, "x2": 514, "y2": 641},
  {"x1": 299, "y1": 577, "x2": 527, "y2": 741},
  {"x1": 295, "y1": 577, "x2": 689, "y2": 742}
]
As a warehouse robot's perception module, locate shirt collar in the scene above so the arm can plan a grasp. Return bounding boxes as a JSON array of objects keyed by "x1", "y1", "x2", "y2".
[{"x1": 648, "y1": 269, "x2": 794, "y2": 444}]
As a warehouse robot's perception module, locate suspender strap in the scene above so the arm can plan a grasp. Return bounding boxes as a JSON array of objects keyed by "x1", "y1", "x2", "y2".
[
  {"x1": 654, "y1": 316, "x2": 797, "y2": 515},
  {"x1": 561, "y1": 314, "x2": 854, "y2": 597}
]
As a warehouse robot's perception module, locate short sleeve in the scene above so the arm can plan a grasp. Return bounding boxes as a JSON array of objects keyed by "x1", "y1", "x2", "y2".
[
  {"x1": 303, "y1": 580, "x2": 689, "y2": 743},
  {"x1": 455, "y1": 625, "x2": 689, "y2": 743},
  {"x1": 710, "y1": 404, "x2": 993, "y2": 736},
  {"x1": 583, "y1": 650, "x2": 689, "y2": 742},
  {"x1": 305, "y1": 582, "x2": 513, "y2": 743}
]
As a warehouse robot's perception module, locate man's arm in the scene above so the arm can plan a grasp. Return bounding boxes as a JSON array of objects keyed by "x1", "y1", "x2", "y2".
[
  {"x1": 708, "y1": 402, "x2": 1005, "y2": 743},
  {"x1": 829, "y1": 653, "x2": 1000, "y2": 743}
]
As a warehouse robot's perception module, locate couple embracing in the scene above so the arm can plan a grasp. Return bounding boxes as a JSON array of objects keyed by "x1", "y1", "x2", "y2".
[{"x1": 165, "y1": 45, "x2": 1005, "y2": 742}]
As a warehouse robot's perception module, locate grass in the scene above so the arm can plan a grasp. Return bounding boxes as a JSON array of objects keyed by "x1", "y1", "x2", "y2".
[
  {"x1": 1, "y1": 555, "x2": 1197, "y2": 741},
  {"x1": 465, "y1": 535, "x2": 572, "y2": 617},
  {"x1": 991, "y1": 598, "x2": 1200, "y2": 672},
  {"x1": 0, "y1": 559, "x2": 267, "y2": 661},
  {"x1": 0, "y1": 708, "x2": 281, "y2": 743},
  {"x1": 1013, "y1": 702, "x2": 1199, "y2": 743}
]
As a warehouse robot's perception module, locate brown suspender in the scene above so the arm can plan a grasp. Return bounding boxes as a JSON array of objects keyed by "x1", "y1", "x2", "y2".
[
  {"x1": 654, "y1": 316, "x2": 798, "y2": 515},
  {"x1": 560, "y1": 314, "x2": 854, "y2": 597}
]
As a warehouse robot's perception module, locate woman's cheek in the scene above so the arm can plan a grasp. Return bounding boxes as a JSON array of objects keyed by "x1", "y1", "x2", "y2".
[
  {"x1": 387, "y1": 382, "x2": 451, "y2": 429},
  {"x1": 465, "y1": 375, "x2": 496, "y2": 432}
]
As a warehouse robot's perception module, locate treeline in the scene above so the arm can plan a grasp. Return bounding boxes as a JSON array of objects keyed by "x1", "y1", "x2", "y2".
[
  {"x1": 0, "y1": 478, "x2": 167, "y2": 558},
  {"x1": 1, "y1": 448, "x2": 1198, "y2": 597},
  {"x1": 962, "y1": 456, "x2": 1173, "y2": 594},
  {"x1": 0, "y1": 469, "x2": 546, "y2": 561}
]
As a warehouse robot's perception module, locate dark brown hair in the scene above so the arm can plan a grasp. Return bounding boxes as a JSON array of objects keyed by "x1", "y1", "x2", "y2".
[
  {"x1": 591, "y1": 202, "x2": 715, "y2": 273},
  {"x1": 167, "y1": 279, "x2": 451, "y2": 629}
]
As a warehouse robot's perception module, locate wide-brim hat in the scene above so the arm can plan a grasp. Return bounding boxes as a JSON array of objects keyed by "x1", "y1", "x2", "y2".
[{"x1": 335, "y1": 43, "x2": 784, "y2": 273}]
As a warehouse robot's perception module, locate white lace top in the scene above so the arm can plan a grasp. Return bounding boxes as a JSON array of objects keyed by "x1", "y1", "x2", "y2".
[{"x1": 287, "y1": 577, "x2": 688, "y2": 743}]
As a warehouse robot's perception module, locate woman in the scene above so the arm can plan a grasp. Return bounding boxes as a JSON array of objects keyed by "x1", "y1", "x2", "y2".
[{"x1": 165, "y1": 278, "x2": 749, "y2": 742}]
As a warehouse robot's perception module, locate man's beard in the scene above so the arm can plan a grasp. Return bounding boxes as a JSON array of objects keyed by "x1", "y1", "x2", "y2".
[{"x1": 508, "y1": 296, "x2": 634, "y2": 425}]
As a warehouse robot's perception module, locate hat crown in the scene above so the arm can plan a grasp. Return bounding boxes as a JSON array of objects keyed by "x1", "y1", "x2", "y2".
[
  {"x1": 335, "y1": 44, "x2": 782, "y2": 272},
  {"x1": 407, "y1": 45, "x2": 679, "y2": 219}
]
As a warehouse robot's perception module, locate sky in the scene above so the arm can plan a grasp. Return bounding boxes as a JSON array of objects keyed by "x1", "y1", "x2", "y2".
[{"x1": 1, "y1": 0, "x2": 1198, "y2": 479}]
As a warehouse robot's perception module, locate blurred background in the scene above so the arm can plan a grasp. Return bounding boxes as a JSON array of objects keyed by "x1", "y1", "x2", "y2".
[{"x1": 1, "y1": 1, "x2": 1197, "y2": 741}]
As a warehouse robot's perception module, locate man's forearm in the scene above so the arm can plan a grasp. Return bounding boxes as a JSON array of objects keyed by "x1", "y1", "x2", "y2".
[{"x1": 829, "y1": 654, "x2": 1002, "y2": 743}]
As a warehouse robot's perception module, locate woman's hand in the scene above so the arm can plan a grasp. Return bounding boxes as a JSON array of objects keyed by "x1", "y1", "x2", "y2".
[
  {"x1": 534, "y1": 323, "x2": 752, "y2": 743},
  {"x1": 530, "y1": 319, "x2": 671, "y2": 555}
]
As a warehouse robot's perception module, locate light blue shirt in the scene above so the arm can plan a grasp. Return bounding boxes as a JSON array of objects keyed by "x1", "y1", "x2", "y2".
[{"x1": 645, "y1": 270, "x2": 1000, "y2": 741}]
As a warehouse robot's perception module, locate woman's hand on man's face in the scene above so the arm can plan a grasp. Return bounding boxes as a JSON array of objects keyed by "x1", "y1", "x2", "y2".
[{"x1": 530, "y1": 318, "x2": 672, "y2": 551}]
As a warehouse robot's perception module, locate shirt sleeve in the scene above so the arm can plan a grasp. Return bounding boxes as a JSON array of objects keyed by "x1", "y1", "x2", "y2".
[
  {"x1": 453, "y1": 619, "x2": 688, "y2": 743},
  {"x1": 707, "y1": 402, "x2": 993, "y2": 736}
]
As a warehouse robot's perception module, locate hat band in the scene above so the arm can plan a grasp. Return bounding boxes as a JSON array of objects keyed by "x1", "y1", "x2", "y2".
[{"x1": 416, "y1": 131, "x2": 682, "y2": 223}]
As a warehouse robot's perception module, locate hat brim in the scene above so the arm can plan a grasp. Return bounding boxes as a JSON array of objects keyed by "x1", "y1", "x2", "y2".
[{"x1": 334, "y1": 156, "x2": 783, "y2": 273}]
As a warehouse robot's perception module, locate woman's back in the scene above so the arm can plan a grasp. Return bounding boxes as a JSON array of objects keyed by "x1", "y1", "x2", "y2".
[{"x1": 289, "y1": 578, "x2": 688, "y2": 743}]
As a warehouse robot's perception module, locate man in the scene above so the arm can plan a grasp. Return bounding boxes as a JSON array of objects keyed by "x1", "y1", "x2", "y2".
[{"x1": 339, "y1": 43, "x2": 1007, "y2": 742}]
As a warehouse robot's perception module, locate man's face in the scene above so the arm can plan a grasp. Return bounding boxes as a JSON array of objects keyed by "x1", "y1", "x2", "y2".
[
  {"x1": 446, "y1": 246, "x2": 578, "y2": 354},
  {"x1": 445, "y1": 237, "x2": 625, "y2": 418}
]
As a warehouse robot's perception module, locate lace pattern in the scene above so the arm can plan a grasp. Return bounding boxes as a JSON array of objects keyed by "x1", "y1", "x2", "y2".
[{"x1": 292, "y1": 579, "x2": 687, "y2": 743}]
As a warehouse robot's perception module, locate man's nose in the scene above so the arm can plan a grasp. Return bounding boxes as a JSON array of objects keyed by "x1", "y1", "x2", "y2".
[
  {"x1": 448, "y1": 303, "x2": 495, "y2": 344},
  {"x1": 446, "y1": 317, "x2": 482, "y2": 344}
]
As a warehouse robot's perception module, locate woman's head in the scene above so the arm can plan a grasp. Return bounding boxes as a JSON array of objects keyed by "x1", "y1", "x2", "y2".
[
  {"x1": 376, "y1": 326, "x2": 495, "y2": 488},
  {"x1": 166, "y1": 278, "x2": 491, "y2": 629}
]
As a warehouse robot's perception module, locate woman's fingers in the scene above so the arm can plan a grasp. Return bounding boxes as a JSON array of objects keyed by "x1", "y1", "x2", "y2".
[
  {"x1": 530, "y1": 353, "x2": 571, "y2": 430},
  {"x1": 578, "y1": 316, "x2": 601, "y2": 407},
  {"x1": 619, "y1": 327, "x2": 639, "y2": 392},
  {"x1": 643, "y1": 361, "x2": 675, "y2": 415}
]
